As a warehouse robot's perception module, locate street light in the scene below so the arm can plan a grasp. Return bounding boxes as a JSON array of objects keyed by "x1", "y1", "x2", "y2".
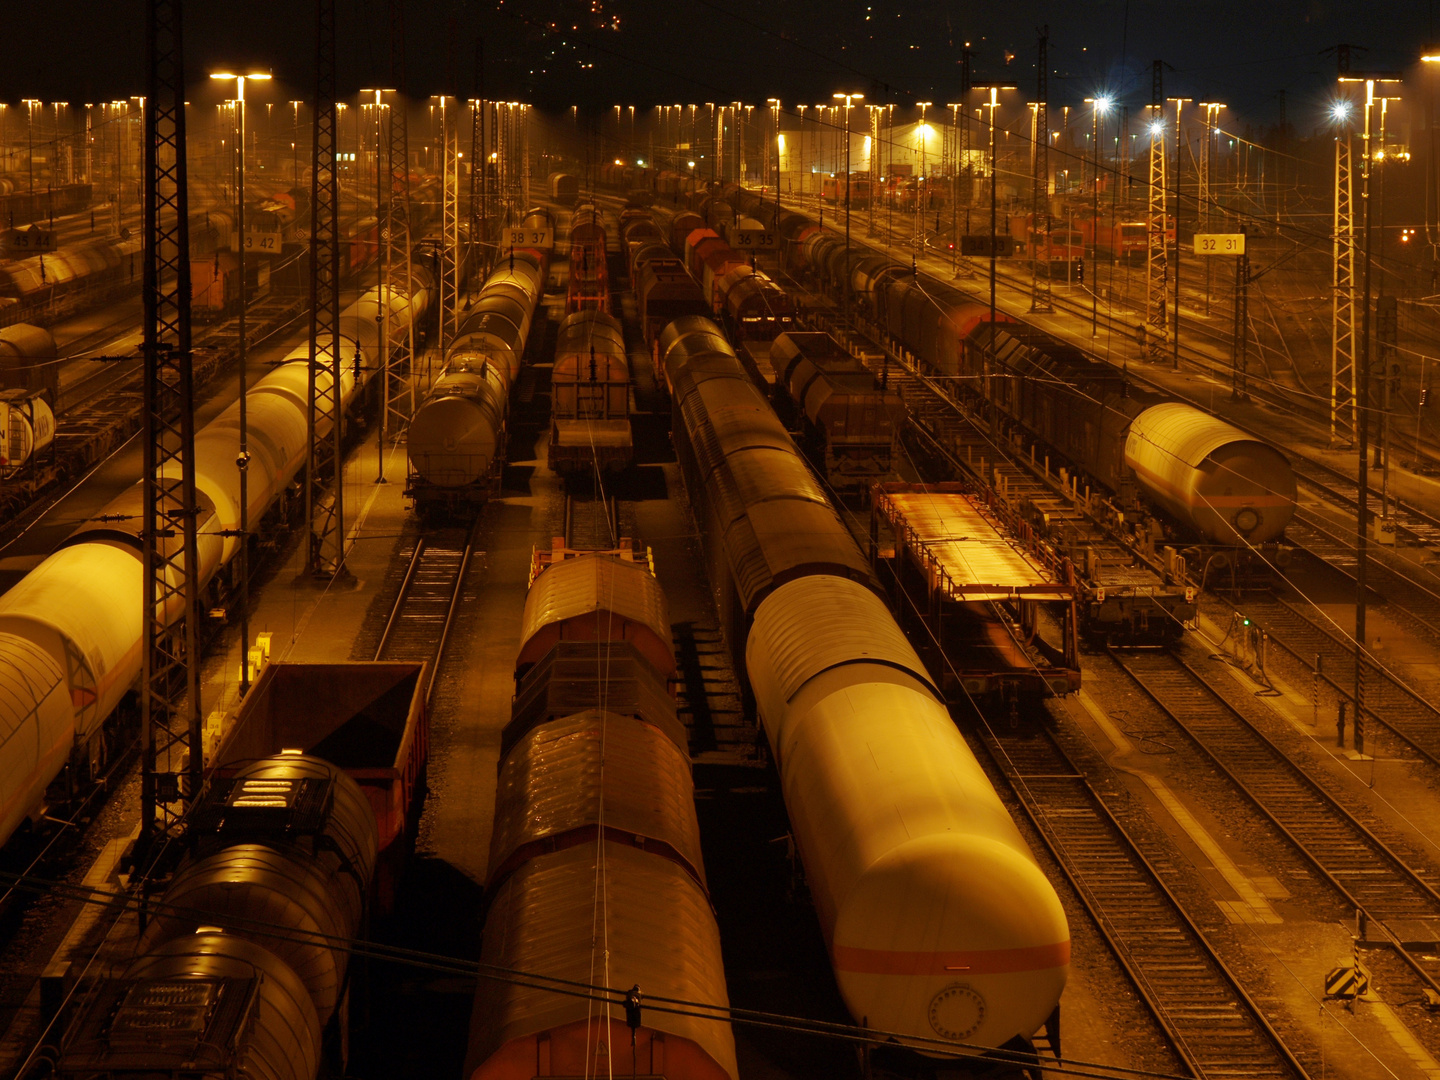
[
  {"x1": 289, "y1": 100, "x2": 303, "y2": 188},
  {"x1": 1337, "y1": 68, "x2": 1402, "y2": 756},
  {"x1": 22, "y1": 99, "x2": 40, "y2": 196},
  {"x1": 210, "y1": 69, "x2": 271, "y2": 694},
  {"x1": 916, "y1": 101, "x2": 932, "y2": 249},
  {"x1": 834, "y1": 91, "x2": 864, "y2": 336},
  {"x1": 973, "y1": 84, "x2": 1016, "y2": 333},
  {"x1": 768, "y1": 98, "x2": 782, "y2": 208},
  {"x1": 361, "y1": 89, "x2": 396, "y2": 480},
  {"x1": 1084, "y1": 96, "x2": 1112, "y2": 335}
]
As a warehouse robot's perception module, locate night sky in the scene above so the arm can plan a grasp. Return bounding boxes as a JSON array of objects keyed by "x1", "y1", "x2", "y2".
[{"x1": 4, "y1": 1, "x2": 1436, "y2": 129}]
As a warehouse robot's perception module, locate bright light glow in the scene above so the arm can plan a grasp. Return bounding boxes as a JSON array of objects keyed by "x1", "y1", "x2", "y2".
[
  {"x1": 917, "y1": 123, "x2": 934, "y2": 139},
  {"x1": 777, "y1": 134, "x2": 786, "y2": 152},
  {"x1": 1093, "y1": 95, "x2": 1113, "y2": 113},
  {"x1": 1149, "y1": 120, "x2": 1165, "y2": 136},
  {"x1": 688, "y1": 161, "x2": 696, "y2": 168},
  {"x1": 1331, "y1": 100, "x2": 1353, "y2": 122}
]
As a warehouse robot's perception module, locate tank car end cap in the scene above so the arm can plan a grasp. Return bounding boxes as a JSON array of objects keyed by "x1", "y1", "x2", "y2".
[{"x1": 831, "y1": 833, "x2": 1069, "y2": 1053}]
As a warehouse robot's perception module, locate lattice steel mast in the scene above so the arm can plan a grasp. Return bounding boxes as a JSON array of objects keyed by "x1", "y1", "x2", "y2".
[
  {"x1": 439, "y1": 94, "x2": 459, "y2": 355},
  {"x1": 140, "y1": 0, "x2": 202, "y2": 846},
  {"x1": 1332, "y1": 129, "x2": 1357, "y2": 445},
  {"x1": 306, "y1": 0, "x2": 346, "y2": 576},
  {"x1": 1145, "y1": 60, "x2": 1169, "y2": 359}
]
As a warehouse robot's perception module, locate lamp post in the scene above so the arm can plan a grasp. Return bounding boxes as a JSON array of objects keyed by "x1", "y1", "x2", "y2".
[
  {"x1": 1198, "y1": 102, "x2": 1226, "y2": 315},
  {"x1": 290, "y1": 100, "x2": 303, "y2": 189},
  {"x1": 834, "y1": 91, "x2": 864, "y2": 338},
  {"x1": 22, "y1": 99, "x2": 40, "y2": 197},
  {"x1": 361, "y1": 89, "x2": 395, "y2": 480},
  {"x1": 1085, "y1": 96, "x2": 1112, "y2": 335},
  {"x1": 917, "y1": 102, "x2": 932, "y2": 250},
  {"x1": 210, "y1": 70, "x2": 272, "y2": 695},
  {"x1": 974, "y1": 84, "x2": 1015, "y2": 334},
  {"x1": 768, "y1": 97, "x2": 782, "y2": 212},
  {"x1": 796, "y1": 106, "x2": 807, "y2": 199}
]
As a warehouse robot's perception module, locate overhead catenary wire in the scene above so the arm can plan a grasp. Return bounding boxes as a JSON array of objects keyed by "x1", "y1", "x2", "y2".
[{"x1": 0, "y1": 864, "x2": 1211, "y2": 1080}]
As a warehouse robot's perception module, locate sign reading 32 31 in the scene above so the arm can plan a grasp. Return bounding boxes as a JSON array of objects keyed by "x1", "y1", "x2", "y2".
[{"x1": 1193, "y1": 233, "x2": 1246, "y2": 256}]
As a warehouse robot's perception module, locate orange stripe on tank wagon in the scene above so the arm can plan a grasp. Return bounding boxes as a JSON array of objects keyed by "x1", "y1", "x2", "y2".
[
  {"x1": 833, "y1": 939, "x2": 1071, "y2": 976},
  {"x1": 1128, "y1": 463, "x2": 1290, "y2": 508}
]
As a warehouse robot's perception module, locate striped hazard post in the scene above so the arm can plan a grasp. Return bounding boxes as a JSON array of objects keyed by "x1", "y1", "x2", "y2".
[{"x1": 1325, "y1": 965, "x2": 1370, "y2": 1000}]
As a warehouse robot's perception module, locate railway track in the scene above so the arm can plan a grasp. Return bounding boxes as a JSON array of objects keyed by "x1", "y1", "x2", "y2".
[
  {"x1": 374, "y1": 523, "x2": 478, "y2": 708},
  {"x1": 1233, "y1": 595, "x2": 1440, "y2": 769},
  {"x1": 980, "y1": 720, "x2": 1307, "y2": 1079},
  {"x1": 563, "y1": 492, "x2": 618, "y2": 550},
  {"x1": 1111, "y1": 648, "x2": 1440, "y2": 997},
  {"x1": 1283, "y1": 509, "x2": 1440, "y2": 641}
]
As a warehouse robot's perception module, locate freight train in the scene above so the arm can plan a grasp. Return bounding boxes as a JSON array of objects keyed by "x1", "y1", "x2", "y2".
[
  {"x1": 566, "y1": 201, "x2": 609, "y2": 313},
  {"x1": 548, "y1": 308, "x2": 632, "y2": 475},
  {"x1": 0, "y1": 205, "x2": 234, "y2": 326},
  {"x1": 56, "y1": 749, "x2": 380, "y2": 1080},
  {"x1": 0, "y1": 181, "x2": 92, "y2": 228},
  {"x1": 783, "y1": 211, "x2": 1296, "y2": 549},
  {"x1": 0, "y1": 265, "x2": 433, "y2": 849},
  {"x1": 407, "y1": 207, "x2": 553, "y2": 511},
  {"x1": 466, "y1": 543, "x2": 738, "y2": 1080},
  {"x1": 657, "y1": 313, "x2": 1070, "y2": 1056},
  {"x1": 621, "y1": 209, "x2": 709, "y2": 353}
]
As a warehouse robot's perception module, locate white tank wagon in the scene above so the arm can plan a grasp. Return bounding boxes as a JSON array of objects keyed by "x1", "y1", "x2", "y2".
[
  {"x1": 1124, "y1": 402, "x2": 1296, "y2": 546},
  {"x1": 746, "y1": 575, "x2": 1070, "y2": 1052},
  {"x1": 407, "y1": 250, "x2": 548, "y2": 510},
  {"x1": 0, "y1": 275, "x2": 429, "y2": 849},
  {"x1": 0, "y1": 388, "x2": 55, "y2": 470},
  {"x1": 0, "y1": 322, "x2": 59, "y2": 404},
  {"x1": 659, "y1": 314, "x2": 1069, "y2": 1057}
]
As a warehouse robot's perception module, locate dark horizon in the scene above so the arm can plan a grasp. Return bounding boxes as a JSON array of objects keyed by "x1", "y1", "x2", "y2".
[{"x1": 5, "y1": 2, "x2": 1435, "y2": 128}]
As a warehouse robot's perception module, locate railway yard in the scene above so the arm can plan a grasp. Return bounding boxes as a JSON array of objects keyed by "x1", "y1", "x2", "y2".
[{"x1": 9, "y1": 19, "x2": 1440, "y2": 1080}]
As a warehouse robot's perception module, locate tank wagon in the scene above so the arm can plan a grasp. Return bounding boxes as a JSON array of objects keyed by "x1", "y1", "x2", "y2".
[
  {"x1": 548, "y1": 309, "x2": 632, "y2": 476},
  {"x1": 407, "y1": 224, "x2": 551, "y2": 512},
  {"x1": 56, "y1": 750, "x2": 380, "y2": 1080},
  {"x1": 566, "y1": 201, "x2": 609, "y2": 314},
  {"x1": 466, "y1": 543, "x2": 738, "y2": 1080},
  {"x1": 0, "y1": 270, "x2": 430, "y2": 851},
  {"x1": 786, "y1": 215, "x2": 1296, "y2": 548},
  {"x1": 769, "y1": 331, "x2": 903, "y2": 494},
  {"x1": 657, "y1": 315, "x2": 1069, "y2": 1056},
  {"x1": 0, "y1": 387, "x2": 56, "y2": 472},
  {"x1": 0, "y1": 322, "x2": 59, "y2": 407},
  {"x1": 547, "y1": 171, "x2": 579, "y2": 203}
]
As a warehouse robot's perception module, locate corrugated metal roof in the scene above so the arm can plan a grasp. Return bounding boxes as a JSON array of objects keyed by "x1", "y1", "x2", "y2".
[
  {"x1": 488, "y1": 710, "x2": 705, "y2": 888},
  {"x1": 469, "y1": 844, "x2": 738, "y2": 1080},
  {"x1": 517, "y1": 555, "x2": 673, "y2": 672}
]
